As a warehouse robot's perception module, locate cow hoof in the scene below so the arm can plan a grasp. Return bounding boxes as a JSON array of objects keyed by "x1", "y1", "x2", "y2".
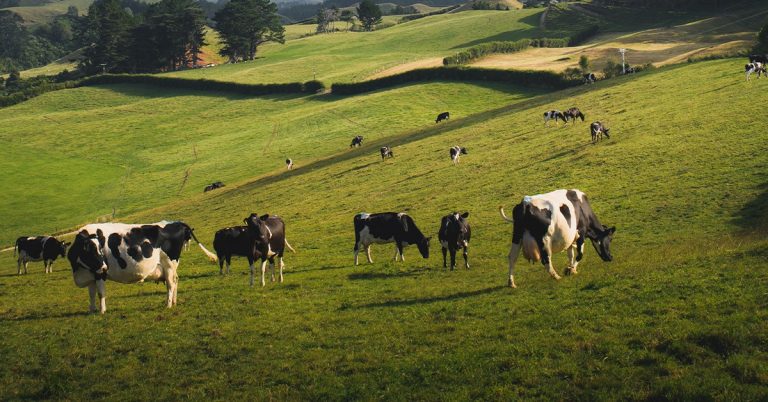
[{"x1": 508, "y1": 279, "x2": 517, "y2": 288}]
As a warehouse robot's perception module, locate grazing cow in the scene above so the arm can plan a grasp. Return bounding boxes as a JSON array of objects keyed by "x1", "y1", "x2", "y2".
[
  {"x1": 749, "y1": 54, "x2": 768, "y2": 64},
  {"x1": 286, "y1": 158, "x2": 293, "y2": 170},
  {"x1": 499, "y1": 189, "x2": 615, "y2": 288},
  {"x1": 243, "y1": 213, "x2": 291, "y2": 287},
  {"x1": 350, "y1": 135, "x2": 364, "y2": 148},
  {"x1": 68, "y1": 221, "x2": 217, "y2": 313},
  {"x1": 353, "y1": 212, "x2": 430, "y2": 265},
  {"x1": 204, "y1": 181, "x2": 225, "y2": 192},
  {"x1": 584, "y1": 73, "x2": 596, "y2": 84},
  {"x1": 563, "y1": 107, "x2": 585, "y2": 124},
  {"x1": 590, "y1": 121, "x2": 611, "y2": 142},
  {"x1": 14, "y1": 236, "x2": 70, "y2": 274},
  {"x1": 543, "y1": 110, "x2": 566, "y2": 126},
  {"x1": 380, "y1": 146, "x2": 394, "y2": 159},
  {"x1": 449, "y1": 146, "x2": 468, "y2": 165},
  {"x1": 212, "y1": 224, "x2": 295, "y2": 277},
  {"x1": 745, "y1": 62, "x2": 766, "y2": 81},
  {"x1": 438, "y1": 212, "x2": 471, "y2": 270},
  {"x1": 436, "y1": 112, "x2": 450, "y2": 123}
]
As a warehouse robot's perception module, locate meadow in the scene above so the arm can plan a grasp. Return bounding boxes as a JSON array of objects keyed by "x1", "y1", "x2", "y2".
[{"x1": 1, "y1": 58, "x2": 766, "y2": 400}]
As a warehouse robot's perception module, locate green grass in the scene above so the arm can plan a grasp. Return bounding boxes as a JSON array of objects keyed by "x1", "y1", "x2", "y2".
[
  {"x1": 1, "y1": 59, "x2": 767, "y2": 399},
  {"x1": 165, "y1": 9, "x2": 546, "y2": 84}
]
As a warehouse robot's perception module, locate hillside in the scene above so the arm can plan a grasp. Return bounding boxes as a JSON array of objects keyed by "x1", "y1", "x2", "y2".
[{"x1": 0, "y1": 58, "x2": 767, "y2": 399}]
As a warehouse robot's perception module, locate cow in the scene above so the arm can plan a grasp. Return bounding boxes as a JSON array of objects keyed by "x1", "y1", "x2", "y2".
[
  {"x1": 380, "y1": 146, "x2": 394, "y2": 159},
  {"x1": 436, "y1": 112, "x2": 450, "y2": 123},
  {"x1": 286, "y1": 158, "x2": 293, "y2": 170},
  {"x1": 350, "y1": 135, "x2": 364, "y2": 148},
  {"x1": 563, "y1": 107, "x2": 585, "y2": 124},
  {"x1": 745, "y1": 62, "x2": 766, "y2": 81},
  {"x1": 438, "y1": 212, "x2": 470, "y2": 271},
  {"x1": 584, "y1": 73, "x2": 596, "y2": 84},
  {"x1": 242, "y1": 213, "x2": 291, "y2": 287},
  {"x1": 204, "y1": 181, "x2": 225, "y2": 192},
  {"x1": 499, "y1": 189, "x2": 615, "y2": 288},
  {"x1": 590, "y1": 121, "x2": 611, "y2": 142},
  {"x1": 212, "y1": 224, "x2": 295, "y2": 278},
  {"x1": 449, "y1": 146, "x2": 468, "y2": 165},
  {"x1": 544, "y1": 110, "x2": 566, "y2": 127},
  {"x1": 67, "y1": 221, "x2": 217, "y2": 313},
  {"x1": 14, "y1": 236, "x2": 70, "y2": 274},
  {"x1": 353, "y1": 212, "x2": 430, "y2": 265},
  {"x1": 749, "y1": 54, "x2": 768, "y2": 64}
]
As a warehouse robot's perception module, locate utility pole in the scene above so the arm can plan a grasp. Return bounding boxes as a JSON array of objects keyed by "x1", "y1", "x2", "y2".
[{"x1": 619, "y1": 48, "x2": 627, "y2": 75}]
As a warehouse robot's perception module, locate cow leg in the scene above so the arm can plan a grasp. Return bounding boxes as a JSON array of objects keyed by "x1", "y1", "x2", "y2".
[
  {"x1": 366, "y1": 245, "x2": 373, "y2": 263},
  {"x1": 354, "y1": 243, "x2": 360, "y2": 266},
  {"x1": 88, "y1": 282, "x2": 98, "y2": 313},
  {"x1": 463, "y1": 246, "x2": 469, "y2": 269},
  {"x1": 576, "y1": 235, "x2": 585, "y2": 262},
  {"x1": 165, "y1": 264, "x2": 178, "y2": 307},
  {"x1": 96, "y1": 279, "x2": 107, "y2": 314},
  {"x1": 269, "y1": 257, "x2": 276, "y2": 282},
  {"x1": 260, "y1": 259, "x2": 268, "y2": 287},
  {"x1": 541, "y1": 246, "x2": 561, "y2": 280},
  {"x1": 507, "y1": 242, "x2": 521, "y2": 288},
  {"x1": 449, "y1": 247, "x2": 457, "y2": 271},
  {"x1": 218, "y1": 257, "x2": 224, "y2": 275},
  {"x1": 442, "y1": 247, "x2": 447, "y2": 268},
  {"x1": 279, "y1": 257, "x2": 284, "y2": 283},
  {"x1": 226, "y1": 255, "x2": 232, "y2": 275},
  {"x1": 565, "y1": 246, "x2": 579, "y2": 276},
  {"x1": 23, "y1": 260, "x2": 28, "y2": 274},
  {"x1": 17, "y1": 257, "x2": 21, "y2": 275},
  {"x1": 248, "y1": 256, "x2": 256, "y2": 287}
]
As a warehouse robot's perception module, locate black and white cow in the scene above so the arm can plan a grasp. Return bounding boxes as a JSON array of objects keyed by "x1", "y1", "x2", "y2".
[
  {"x1": 449, "y1": 146, "x2": 468, "y2": 165},
  {"x1": 745, "y1": 62, "x2": 766, "y2": 81},
  {"x1": 14, "y1": 236, "x2": 70, "y2": 274},
  {"x1": 584, "y1": 73, "x2": 596, "y2": 84},
  {"x1": 436, "y1": 112, "x2": 450, "y2": 123},
  {"x1": 350, "y1": 135, "x2": 364, "y2": 148},
  {"x1": 590, "y1": 121, "x2": 611, "y2": 142},
  {"x1": 286, "y1": 158, "x2": 293, "y2": 170},
  {"x1": 204, "y1": 181, "x2": 225, "y2": 192},
  {"x1": 212, "y1": 223, "x2": 294, "y2": 279},
  {"x1": 499, "y1": 189, "x2": 615, "y2": 288},
  {"x1": 243, "y1": 213, "x2": 291, "y2": 287},
  {"x1": 749, "y1": 54, "x2": 768, "y2": 64},
  {"x1": 380, "y1": 146, "x2": 394, "y2": 159},
  {"x1": 438, "y1": 212, "x2": 470, "y2": 270},
  {"x1": 353, "y1": 212, "x2": 430, "y2": 265},
  {"x1": 563, "y1": 107, "x2": 585, "y2": 124},
  {"x1": 67, "y1": 221, "x2": 217, "y2": 313},
  {"x1": 544, "y1": 110, "x2": 566, "y2": 126}
]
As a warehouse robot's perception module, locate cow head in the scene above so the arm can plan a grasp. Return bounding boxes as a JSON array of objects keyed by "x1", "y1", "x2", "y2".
[
  {"x1": 57, "y1": 240, "x2": 71, "y2": 258},
  {"x1": 590, "y1": 226, "x2": 616, "y2": 262},
  {"x1": 603, "y1": 128, "x2": 611, "y2": 138},
  {"x1": 244, "y1": 213, "x2": 271, "y2": 245},
  {"x1": 460, "y1": 148, "x2": 468, "y2": 155},
  {"x1": 445, "y1": 212, "x2": 470, "y2": 248},
  {"x1": 67, "y1": 230, "x2": 107, "y2": 274},
  {"x1": 417, "y1": 237, "x2": 431, "y2": 259}
]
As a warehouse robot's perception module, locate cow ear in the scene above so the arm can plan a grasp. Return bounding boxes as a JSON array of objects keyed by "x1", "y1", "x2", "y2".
[
  {"x1": 259, "y1": 214, "x2": 269, "y2": 221},
  {"x1": 78, "y1": 230, "x2": 89, "y2": 238},
  {"x1": 461, "y1": 212, "x2": 469, "y2": 218},
  {"x1": 608, "y1": 226, "x2": 616, "y2": 234},
  {"x1": 96, "y1": 229, "x2": 106, "y2": 248}
]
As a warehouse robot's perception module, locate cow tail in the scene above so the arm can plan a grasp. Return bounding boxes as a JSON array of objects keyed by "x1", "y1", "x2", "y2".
[
  {"x1": 188, "y1": 228, "x2": 218, "y2": 263},
  {"x1": 284, "y1": 239, "x2": 296, "y2": 253},
  {"x1": 499, "y1": 206, "x2": 514, "y2": 223}
]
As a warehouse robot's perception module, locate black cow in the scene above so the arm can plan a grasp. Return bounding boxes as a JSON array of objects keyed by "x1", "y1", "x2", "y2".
[
  {"x1": 749, "y1": 54, "x2": 768, "y2": 64},
  {"x1": 438, "y1": 212, "x2": 471, "y2": 270},
  {"x1": 380, "y1": 146, "x2": 394, "y2": 159},
  {"x1": 449, "y1": 146, "x2": 468, "y2": 165},
  {"x1": 584, "y1": 73, "x2": 596, "y2": 84},
  {"x1": 590, "y1": 121, "x2": 610, "y2": 142},
  {"x1": 243, "y1": 213, "x2": 291, "y2": 287},
  {"x1": 14, "y1": 236, "x2": 70, "y2": 274},
  {"x1": 350, "y1": 135, "x2": 364, "y2": 148},
  {"x1": 563, "y1": 107, "x2": 585, "y2": 124},
  {"x1": 436, "y1": 112, "x2": 450, "y2": 123},
  {"x1": 544, "y1": 110, "x2": 566, "y2": 126},
  {"x1": 204, "y1": 181, "x2": 225, "y2": 192},
  {"x1": 499, "y1": 189, "x2": 615, "y2": 288},
  {"x1": 212, "y1": 224, "x2": 295, "y2": 278},
  {"x1": 353, "y1": 212, "x2": 430, "y2": 265}
]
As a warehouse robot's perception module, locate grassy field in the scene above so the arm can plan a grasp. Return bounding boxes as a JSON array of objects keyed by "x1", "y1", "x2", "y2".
[{"x1": 1, "y1": 59, "x2": 767, "y2": 399}]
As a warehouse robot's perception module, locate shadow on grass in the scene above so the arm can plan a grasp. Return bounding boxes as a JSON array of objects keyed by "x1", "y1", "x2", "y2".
[
  {"x1": 349, "y1": 285, "x2": 505, "y2": 309},
  {"x1": 347, "y1": 268, "x2": 425, "y2": 280},
  {"x1": 292, "y1": 264, "x2": 349, "y2": 273},
  {"x1": 733, "y1": 182, "x2": 768, "y2": 233},
  {"x1": 449, "y1": 14, "x2": 542, "y2": 49},
  {"x1": 0, "y1": 310, "x2": 91, "y2": 322}
]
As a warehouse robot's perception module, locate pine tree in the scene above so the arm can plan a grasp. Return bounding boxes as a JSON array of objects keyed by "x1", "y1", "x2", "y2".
[{"x1": 356, "y1": 0, "x2": 382, "y2": 32}]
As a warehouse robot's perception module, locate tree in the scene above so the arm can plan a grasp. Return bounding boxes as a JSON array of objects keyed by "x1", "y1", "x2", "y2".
[
  {"x1": 339, "y1": 9, "x2": 354, "y2": 30},
  {"x1": 80, "y1": 0, "x2": 135, "y2": 73},
  {"x1": 66, "y1": 5, "x2": 79, "y2": 17},
  {"x1": 316, "y1": 6, "x2": 338, "y2": 34},
  {"x1": 145, "y1": 0, "x2": 207, "y2": 70},
  {"x1": 756, "y1": 21, "x2": 768, "y2": 53},
  {"x1": 356, "y1": 0, "x2": 381, "y2": 31},
  {"x1": 578, "y1": 55, "x2": 590, "y2": 73},
  {"x1": 214, "y1": 0, "x2": 285, "y2": 62}
]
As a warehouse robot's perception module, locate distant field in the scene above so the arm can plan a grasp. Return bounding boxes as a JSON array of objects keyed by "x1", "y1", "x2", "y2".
[
  {"x1": 2, "y1": 0, "x2": 93, "y2": 25},
  {"x1": 1, "y1": 59, "x2": 766, "y2": 400}
]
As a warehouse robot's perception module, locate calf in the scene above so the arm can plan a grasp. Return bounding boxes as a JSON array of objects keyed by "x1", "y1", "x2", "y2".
[
  {"x1": 449, "y1": 146, "x2": 468, "y2": 165},
  {"x1": 590, "y1": 121, "x2": 610, "y2": 142},
  {"x1": 353, "y1": 212, "x2": 430, "y2": 265},
  {"x1": 438, "y1": 212, "x2": 470, "y2": 270},
  {"x1": 436, "y1": 112, "x2": 450, "y2": 123},
  {"x1": 350, "y1": 135, "x2": 364, "y2": 148},
  {"x1": 286, "y1": 158, "x2": 293, "y2": 170},
  {"x1": 563, "y1": 107, "x2": 585, "y2": 124},
  {"x1": 14, "y1": 236, "x2": 70, "y2": 274},
  {"x1": 499, "y1": 189, "x2": 615, "y2": 288},
  {"x1": 544, "y1": 110, "x2": 566, "y2": 127},
  {"x1": 212, "y1": 223, "x2": 295, "y2": 278},
  {"x1": 380, "y1": 146, "x2": 394, "y2": 159},
  {"x1": 584, "y1": 73, "x2": 596, "y2": 84},
  {"x1": 204, "y1": 181, "x2": 225, "y2": 192},
  {"x1": 243, "y1": 213, "x2": 291, "y2": 287},
  {"x1": 745, "y1": 62, "x2": 766, "y2": 81},
  {"x1": 68, "y1": 221, "x2": 216, "y2": 313}
]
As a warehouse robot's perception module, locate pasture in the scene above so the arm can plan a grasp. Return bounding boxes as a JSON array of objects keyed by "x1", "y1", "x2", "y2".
[{"x1": 1, "y1": 58, "x2": 767, "y2": 399}]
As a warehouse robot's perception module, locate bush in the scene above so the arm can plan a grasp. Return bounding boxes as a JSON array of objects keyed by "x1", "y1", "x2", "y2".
[
  {"x1": 568, "y1": 25, "x2": 599, "y2": 46},
  {"x1": 79, "y1": 74, "x2": 321, "y2": 95},
  {"x1": 302, "y1": 80, "x2": 325, "y2": 93},
  {"x1": 331, "y1": 67, "x2": 579, "y2": 95},
  {"x1": 443, "y1": 38, "x2": 569, "y2": 66},
  {"x1": 399, "y1": 4, "x2": 461, "y2": 22}
]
